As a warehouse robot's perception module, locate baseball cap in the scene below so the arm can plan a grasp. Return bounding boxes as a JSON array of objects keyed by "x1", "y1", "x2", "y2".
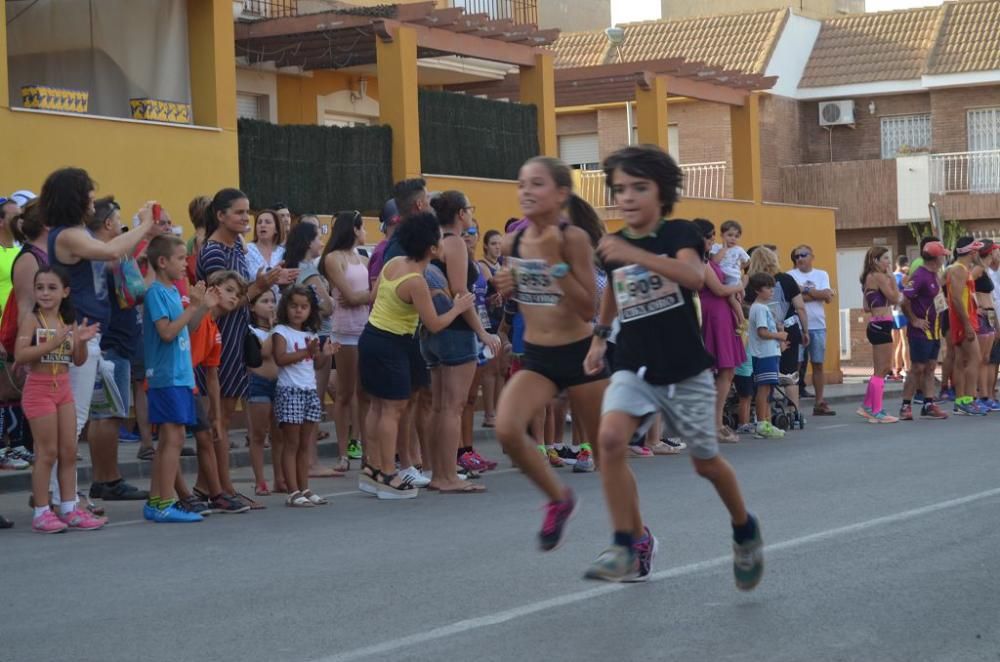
[
  {"x1": 955, "y1": 237, "x2": 984, "y2": 255},
  {"x1": 379, "y1": 198, "x2": 399, "y2": 233},
  {"x1": 921, "y1": 241, "x2": 951, "y2": 258},
  {"x1": 6, "y1": 190, "x2": 35, "y2": 206}
]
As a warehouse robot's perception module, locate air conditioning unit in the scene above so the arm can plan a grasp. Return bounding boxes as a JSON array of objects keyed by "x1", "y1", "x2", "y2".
[{"x1": 819, "y1": 100, "x2": 855, "y2": 127}]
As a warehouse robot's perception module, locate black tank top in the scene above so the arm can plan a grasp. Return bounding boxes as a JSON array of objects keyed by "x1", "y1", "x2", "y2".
[{"x1": 975, "y1": 271, "x2": 995, "y2": 295}]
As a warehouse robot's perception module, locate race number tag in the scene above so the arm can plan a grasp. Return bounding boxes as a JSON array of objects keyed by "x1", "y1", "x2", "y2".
[
  {"x1": 612, "y1": 263, "x2": 683, "y2": 322},
  {"x1": 477, "y1": 303, "x2": 491, "y2": 329},
  {"x1": 509, "y1": 258, "x2": 562, "y2": 306},
  {"x1": 933, "y1": 291, "x2": 948, "y2": 313},
  {"x1": 37, "y1": 328, "x2": 72, "y2": 364}
]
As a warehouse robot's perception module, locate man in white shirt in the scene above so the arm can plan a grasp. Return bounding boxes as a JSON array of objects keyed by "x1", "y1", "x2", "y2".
[{"x1": 788, "y1": 245, "x2": 836, "y2": 416}]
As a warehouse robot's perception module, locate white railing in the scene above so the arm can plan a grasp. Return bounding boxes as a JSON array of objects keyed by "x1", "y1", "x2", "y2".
[
  {"x1": 929, "y1": 150, "x2": 1000, "y2": 194},
  {"x1": 575, "y1": 161, "x2": 728, "y2": 210}
]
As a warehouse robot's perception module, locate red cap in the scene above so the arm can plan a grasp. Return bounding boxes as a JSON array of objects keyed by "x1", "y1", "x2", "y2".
[{"x1": 922, "y1": 241, "x2": 951, "y2": 258}]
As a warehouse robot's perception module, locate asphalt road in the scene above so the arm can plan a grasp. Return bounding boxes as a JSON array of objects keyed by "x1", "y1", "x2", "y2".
[{"x1": 3, "y1": 404, "x2": 999, "y2": 662}]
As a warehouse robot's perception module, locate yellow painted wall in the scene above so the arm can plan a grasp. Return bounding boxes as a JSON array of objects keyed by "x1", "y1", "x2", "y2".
[
  {"x1": 0, "y1": 110, "x2": 239, "y2": 235},
  {"x1": 276, "y1": 72, "x2": 381, "y2": 126},
  {"x1": 423, "y1": 175, "x2": 522, "y2": 240},
  {"x1": 606, "y1": 199, "x2": 842, "y2": 381}
]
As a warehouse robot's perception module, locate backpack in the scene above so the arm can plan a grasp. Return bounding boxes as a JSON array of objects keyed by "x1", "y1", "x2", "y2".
[{"x1": 111, "y1": 256, "x2": 146, "y2": 309}]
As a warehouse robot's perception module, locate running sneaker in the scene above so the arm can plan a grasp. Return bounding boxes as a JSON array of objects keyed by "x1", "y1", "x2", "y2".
[
  {"x1": 572, "y1": 448, "x2": 595, "y2": 473},
  {"x1": 899, "y1": 403, "x2": 913, "y2": 421},
  {"x1": 954, "y1": 401, "x2": 987, "y2": 416},
  {"x1": 0, "y1": 448, "x2": 30, "y2": 471},
  {"x1": 920, "y1": 403, "x2": 949, "y2": 420},
  {"x1": 210, "y1": 494, "x2": 250, "y2": 514},
  {"x1": 735, "y1": 423, "x2": 756, "y2": 434},
  {"x1": 632, "y1": 527, "x2": 658, "y2": 582},
  {"x1": 10, "y1": 446, "x2": 34, "y2": 465},
  {"x1": 556, "y1": 446, "x2": 579, "y2": 465},
  {"x1": 143, "y1": 503, "x2": 157, "y2": 521},
  {"x1": 733, "y1": 514, "x2": 764, "y2": 592},
  {"x1": 89, "y1": 480, "x2": 149, "y2": 501},
  {"x1": 939, "y1": 387, "x2": 956, "y2": 401},
  {"x1": 546, "y1": 447, "x2": 565, "y2": 468},
  {"x1": 471, "y1": 450, "x2": 498, "y2": 471},
  {"x1": 118, "y1": 426, "x2": 141, "y2": 443},
  {"x1": 539, "y1": 490, "x2": 578, "y2": 552},
  {"x1": 153, "y1": 503, "x2": 204, "y2": 523},
  {"x1": 32, "y1": 510, "x2": 68, "y2": 534},
  {"x1": 459, "y1": 451, "x2": 488, "y2": 473},
  {"x1": 178, "y1": 496, "x2": 212, "y2": 517},
  {"x1": 58, "y1": 507, "x2": 107, "y2": 530},
  {"x1": 984, "y1": 399, "x2": 1000, "y2": 412},
  {"x1": 346, "y1": 439, "x2": 363, "y2": 460},
  {"x1": 628, "y1": 445, "x2": 654, "y2": 458},
  {"x1": 583, "y1": 544, "x2": 638, "y2": 582},
  {"x1": 399, "y1": 466, "x2": 432, "y2": 488},
  {"x1": 975, "y1": 400, "x2": 994, "y2": 414},
  {"x1": 856, "y1": 406, "x2": 875, "y2": 421},
  {"x1": 649, "y1": 440, "x2": 683, "y2": 455},
  {"x1": 868, "y1": 410, "x2": 899, "y2": 424},
  {"x1": 753, "y1": 421, "x2": 785, "y2": 439}
]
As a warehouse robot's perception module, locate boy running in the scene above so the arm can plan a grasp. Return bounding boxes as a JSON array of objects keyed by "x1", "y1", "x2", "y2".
[{"x1": 583, "y1": 145, "x2": 763, "y2": 588}]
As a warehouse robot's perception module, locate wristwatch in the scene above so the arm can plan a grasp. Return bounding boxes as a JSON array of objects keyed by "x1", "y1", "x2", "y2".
[
  {"x1": 550, "y1": 262, "x2": 570, "y2": 279},
  {"x1": 593, "y1": 324, "x2": 612, "y2": 340}
]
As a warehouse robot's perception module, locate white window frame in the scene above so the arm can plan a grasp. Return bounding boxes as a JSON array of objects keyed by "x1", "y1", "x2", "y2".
[
  {"x1": 968, "y1": 107, "x2": 1000, "y2": 152},
  {"x1": 237, "y1": 92, "x2": 269, "y2": 121},
  {"x1": 322, "y1": 112, "x2": 371, "y2": 128},
  {"x1": 880, "y1": 113, "x2": 931, "y2": 159}
]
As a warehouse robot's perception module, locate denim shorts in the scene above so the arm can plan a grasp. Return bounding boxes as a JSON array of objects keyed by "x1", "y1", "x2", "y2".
[
  {"x1": 91, "y1": 350, "x2": 132, "y2": 420},
  {"x1": 248, "y1": 374, "x2": 277, "y2": 404},
  {"x1": 359, "y1": 325, "x2": 425, "y2": 400},
  {"x1": 420, "y1": 327, "x2": 478, "y2": 368},
  {"x1": 799, "y1": 329, "x2": 827, "y2": 364}
]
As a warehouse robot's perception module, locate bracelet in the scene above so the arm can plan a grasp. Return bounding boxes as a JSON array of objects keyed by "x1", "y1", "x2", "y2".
[{"x1": 593, "y1": 324, "x2": 612, "y2": 340}]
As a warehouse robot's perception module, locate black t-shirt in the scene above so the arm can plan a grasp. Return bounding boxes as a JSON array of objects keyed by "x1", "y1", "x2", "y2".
[{"x1": 601, "y1": 219, "x2": 714, "y2": 385}]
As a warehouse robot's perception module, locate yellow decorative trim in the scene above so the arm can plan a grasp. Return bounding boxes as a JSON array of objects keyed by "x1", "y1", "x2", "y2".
[
  {"x1": 129, "y1": 98, "x2": 193, "y2": 125},
  {"x1": 21, "y1": 85, "x2": 89, "y2": 114}
]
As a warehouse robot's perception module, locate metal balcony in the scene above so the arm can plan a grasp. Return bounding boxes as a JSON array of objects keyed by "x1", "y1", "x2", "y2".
[
  {"x1": 576, "y1": 161, "x2": 728, "y2": 210},
  {"x1": 450, "y1": 0, "x2": 538, "y2": 26},
  {"x1": 930, "y1": 150, "x2": 1000, "y2": 194}
]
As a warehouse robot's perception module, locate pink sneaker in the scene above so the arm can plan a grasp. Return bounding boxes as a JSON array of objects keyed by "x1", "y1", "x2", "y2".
[
  {"x1": 628, "y1": 446, "x2": 654, "y2": 459},
  {"x1": 32, "y1": 510, "x2": 68, "y2": 534},
  {"x1": 471, "y1": 450, "x2": 497, "y2": 471},
  {"x1": 59, "y1": 507, "x2": 107, "y2": 531},
  {"x1": 458, "y1": 451, "x2": 486, "y2": 473}
]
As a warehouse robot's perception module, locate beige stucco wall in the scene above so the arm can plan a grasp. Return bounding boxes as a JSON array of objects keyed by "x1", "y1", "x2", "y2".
[{"x1": 538, "y1": 0, "x2": 611, "y2": 32}]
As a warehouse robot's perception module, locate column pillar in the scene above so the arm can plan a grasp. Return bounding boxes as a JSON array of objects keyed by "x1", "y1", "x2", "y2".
[
  {"x1": 730, "y1": 91, "x2": 763, "y2": 203},
  {"x1": 635, "y1": 74, "x2": 669, "y2": 151},
  {"x1": 377, "y1": 25, "x2": 421, "y2": 181},
  {"x1": 519, "y1": 52, "x2": 557, "y2": 157},
  {"x1": 0, "y1": 1, "x2": 9, "y2": 109},
  {"x1": 187, "y1": 0, "x2": 237, "y2": 129}
]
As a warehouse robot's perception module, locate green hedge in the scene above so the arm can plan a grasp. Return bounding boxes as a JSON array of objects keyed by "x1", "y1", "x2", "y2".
[
  {"x1": 419, "y1": 90, "x2": 538, "y2": 180},
  {"x1": 238, "y1": 119, "x2": 393, "y2": 214}
]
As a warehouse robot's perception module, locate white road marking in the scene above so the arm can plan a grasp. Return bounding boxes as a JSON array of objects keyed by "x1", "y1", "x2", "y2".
[
  {"x1": 310, "y1": 486, "x2": 1000, "y2": 662},
  {"x1": 817, "y1": 424, "x2": 850, "y2": 430}
]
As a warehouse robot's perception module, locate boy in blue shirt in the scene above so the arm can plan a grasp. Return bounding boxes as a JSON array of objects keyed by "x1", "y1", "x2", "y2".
[
  {"x1": 747, "y1": 273, "x2": 787, "y2": 440},
  {"x1": 142, "y1": 235, "x2": 215, "y2": 523}
]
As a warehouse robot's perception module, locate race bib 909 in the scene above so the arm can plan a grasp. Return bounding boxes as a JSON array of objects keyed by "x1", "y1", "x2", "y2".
[
  {"x1": 509, "y1": 258, "x2": 563, "y2": 306},
  {"x1": 613, "y1": 263, "x2": 683, "y2": 322}
]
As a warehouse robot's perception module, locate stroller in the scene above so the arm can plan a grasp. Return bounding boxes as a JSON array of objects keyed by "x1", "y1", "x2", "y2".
[{"x1": 722, "y1": 374, "x2": 805, "y2": 432}]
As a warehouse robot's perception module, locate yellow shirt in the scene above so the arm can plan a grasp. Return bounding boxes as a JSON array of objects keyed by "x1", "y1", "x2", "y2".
[
  {"x1": 369, "y1": 265, "x2": 421, "y2": 336},
  {"x1": 0, "y1": 244, "x2": 20, "y2": 311}
]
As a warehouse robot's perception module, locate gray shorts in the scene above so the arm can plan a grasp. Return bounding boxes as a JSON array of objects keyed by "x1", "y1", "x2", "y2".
[{"x1": 602, "y1": 369, "x2": 718, "y2": 460}]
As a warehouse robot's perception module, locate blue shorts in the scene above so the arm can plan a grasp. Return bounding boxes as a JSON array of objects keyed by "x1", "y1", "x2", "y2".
[
  {"x1": 752, "y1": 355, "x2": 780, "y2": 387},
  {"x1": 91, "y1": 350, "x2": 132, "y2": 420},
  {"x1": 359, "y1": 325, "x2": 426, "y2": 401},
  {"x1": 148, "y1": 386, "x2": 197, "y2": 426},
  {"x1": 908, "y1": 336, "x2": 940, "y2": 364},
  {"x1": 733, "y1": 374, "x2": 755, "y2": 397},
  {"x1": 248, "y1": 374, "x2": 277, "y2": 404},
  {"x1": 799, "y1": 329, "x2": 827, "y2": 364},
  {"x1": 893, "y1": 313, "x2": 908, "y2": 329},
  {"x1": 420, "y1": 327, "x2": 478, "y2": 368}
]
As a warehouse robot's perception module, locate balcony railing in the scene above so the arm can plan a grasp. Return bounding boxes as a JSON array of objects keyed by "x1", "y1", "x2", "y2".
[
  {"x1": 240, "y1": 0, "x2": 298, "y2": 18},
  {"x1": 450, "y1": 0, "x2": 538, "y2": 26},
  {"x1": 930, "y1": 150, "x2": 1000, "y2": 194},
  {"x1": 576, "y1": 162, "x2": 728, "y2": 210}
]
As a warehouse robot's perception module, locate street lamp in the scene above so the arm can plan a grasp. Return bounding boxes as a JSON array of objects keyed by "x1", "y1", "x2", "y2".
[{"x1": 604, "y1": 26, "x2": 632, "y2": 144}]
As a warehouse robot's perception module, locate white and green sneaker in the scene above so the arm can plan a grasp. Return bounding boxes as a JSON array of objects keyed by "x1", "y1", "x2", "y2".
[
  {"x1": 733, "y1": 514, "x2": 764, "y2": 591},
  {"x1": 583, "y1": 544, "x2": 639, "y2": 582},
  {"x1": 753, "y1": 421, "x2": 785, "y2": 439},
  {"x1": 346, "y1": 439, "x2": 363, "y2": 460}
]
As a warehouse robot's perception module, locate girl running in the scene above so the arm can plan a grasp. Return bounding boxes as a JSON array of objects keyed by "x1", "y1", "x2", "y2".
[
  {"x1": 248, "y1": 289, "x2": 286, "y2": 495},
  {"x1": 273, "y1": 285, "x2": 338, "y2": 507},
  {"x1": 492, "y1": 156, "x2": 607, "y2": 551},
  {"x1": 582, "y1": 144, "x2": 762, "y2": 588},
  {"x1": 357, "y1": 212, "x2": 474, "y2": 500},
  {"x1": 17, "y1": 267, "x2": 103, "y2": 532},
  {"x1": 321, "y1": 210, "x2": 372, "y2": 473},
  {"x1": 857, "y1": 246, "x2": 901, "y2": 423}
]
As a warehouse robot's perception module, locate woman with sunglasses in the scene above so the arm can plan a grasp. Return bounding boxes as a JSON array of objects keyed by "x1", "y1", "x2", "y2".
[{"x1": 321, "y1": 211, "x2": 372, "y2": 472}]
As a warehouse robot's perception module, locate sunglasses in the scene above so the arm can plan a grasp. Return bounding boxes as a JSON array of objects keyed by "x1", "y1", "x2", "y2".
[
  {"x1": 462, "y1": 226, "x2": 479, "y2": 238},
  {"x1": 795, "y1": 253, "x2": 811, "y2": 260}
]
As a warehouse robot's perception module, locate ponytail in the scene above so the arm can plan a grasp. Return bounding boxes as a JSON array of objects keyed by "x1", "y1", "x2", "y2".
[
  {"x1": 567, "y1": 194, "x2": 604, "y2": 248},
  {"x1": 204, "y1": 188, "x2": 247, "y2": 239}
]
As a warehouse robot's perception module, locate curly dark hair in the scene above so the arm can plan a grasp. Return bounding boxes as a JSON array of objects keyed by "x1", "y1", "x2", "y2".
[
  {"x1": 39, "y1": 167, "x2": 95, "y2": 228},
  {"x1": 395, "y1": 212, "x2": 441, "y2": 261},
  {"x1": 276, "y1": 284, "x2": 321, "y2": 333}
]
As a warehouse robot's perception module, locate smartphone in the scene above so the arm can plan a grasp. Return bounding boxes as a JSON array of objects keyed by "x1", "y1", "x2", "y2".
[{"x1": 152, "y1": 203, "x2": 162, "y2": 222}]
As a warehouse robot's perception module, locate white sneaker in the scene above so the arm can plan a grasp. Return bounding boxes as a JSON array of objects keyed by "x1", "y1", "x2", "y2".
[
  {"x1": 0, "y1": 448, "x2": 29, "y2": 470},
  {"x1": 400, "y1": 466, "x2": 431, "y2": 488}
]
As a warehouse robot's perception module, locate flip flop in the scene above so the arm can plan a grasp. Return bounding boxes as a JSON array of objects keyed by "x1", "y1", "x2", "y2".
[
  {"x1": 308, "y1": 467, "x2": 346, "y2": 478},
  {"x1": 439, "y1": 483, "x2": 487, "y2": 494}
]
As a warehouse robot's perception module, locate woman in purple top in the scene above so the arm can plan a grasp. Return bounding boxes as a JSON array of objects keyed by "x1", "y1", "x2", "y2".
[{"x1": 692, "y1": 219, "x2": 747, "y2": 443}]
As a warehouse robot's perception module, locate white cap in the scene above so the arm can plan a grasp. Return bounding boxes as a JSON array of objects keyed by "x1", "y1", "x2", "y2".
[{"x1": 8, "y1": 190, "x2": 35, "y2": 206}]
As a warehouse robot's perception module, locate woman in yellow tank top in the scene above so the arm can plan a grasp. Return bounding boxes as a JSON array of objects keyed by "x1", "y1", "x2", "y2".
[{"x1": 358, "y1": 212, "x2": 474, "y2": 500}]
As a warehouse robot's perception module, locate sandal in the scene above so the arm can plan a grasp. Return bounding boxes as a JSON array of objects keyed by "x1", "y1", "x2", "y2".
[
  {"x1": 332, "y1": 456, "x2": 350, "y2": 473},
  {"x1": 79, "y1": 492, "x2": 106, "y2": 517},
  {"x1": 255, "y1": 482, "x2": 271, "y2": 497},
  {"x1": 286, "y1": 491, "x2": 314, "y2": 507},
  {"x1": 718, "y1": 427, "x2": 740, "y2": 444},
  {"x1": 317, "y1": 430, "x2": 331, "y2": 441},
  {"x1": 376, "y1": 472, "x2": 419, "y2": 500},
  {"x1": 308, "y1": 465, "x2": 346, "y2": 478},
  {"x1": 302, "y1": 489, "x2": 328, "y2": 505},
  {"x1": 136, "y1": 447, "x2": 155, "y2": 461},
  {"x1": 234, "y1": 492, "x2": 267, "y2": 510},
  {"x1": 439, "y1": 482, "x2": 487, "y2": 494},
  {"x1": 358, "y1": 464, "x2": 380, "y2": 496}
]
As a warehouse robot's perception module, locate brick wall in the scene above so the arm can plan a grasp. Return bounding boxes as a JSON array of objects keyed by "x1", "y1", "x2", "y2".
[
  {"x1": 556, "y1": 111, "x2": 598, "y2": 136},
  {"x1": 930, "y1": 87, "x2": 1000, "y2": 153},
  {"x1": 843, "y1": 307, "x2": 874, "y2": 368},
  {"x1": 596, "y1": 107, "x2": 630, "y2": 161},
  {"x1": 836, "y1": 227, "x2": 914, "y2": 255},
  {"x1": 801, "y1": 93, "x2": 932, "y2": 164}
]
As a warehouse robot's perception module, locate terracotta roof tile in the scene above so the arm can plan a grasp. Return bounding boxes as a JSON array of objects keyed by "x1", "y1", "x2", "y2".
[
  {"x1": 548, "y1": 9, "x2": 787, "y2": 74},
  {"x1": 926, "y1": 0, "x2": 1000, "y2": 75}
]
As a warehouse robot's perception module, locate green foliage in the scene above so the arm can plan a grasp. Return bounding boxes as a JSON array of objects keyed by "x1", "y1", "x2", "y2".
[
  {"x1": 907, "y1": 218, "x2": 965, "y2": 250},
  {"x1": 237, "y1": 119, "x2": 393, "y2": 214},
  {"x1": 418, "y1": 90, "x2": 539, "y2": 180}
]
